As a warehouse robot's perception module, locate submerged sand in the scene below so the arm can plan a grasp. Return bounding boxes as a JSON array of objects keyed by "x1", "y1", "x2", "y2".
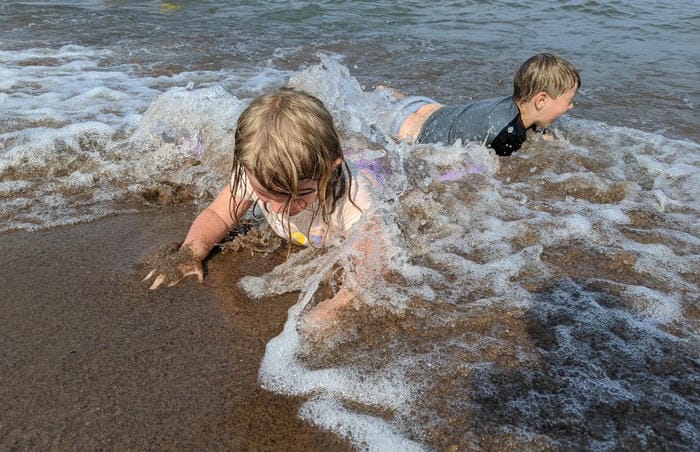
[{"x1": 0, "y1": 206, "x2": 351, "y2": 450}]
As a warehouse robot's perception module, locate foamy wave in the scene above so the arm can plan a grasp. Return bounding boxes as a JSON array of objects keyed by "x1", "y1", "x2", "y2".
[{"x1": 0, "y1": 43, "x2": 290, "y2": 231}]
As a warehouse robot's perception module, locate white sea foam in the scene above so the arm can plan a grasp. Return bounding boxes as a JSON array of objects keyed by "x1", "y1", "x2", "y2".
[
  {"x1": 0, "y1": 180, "x2": 31, "y2": 194},
  {"x1": 595, "y1": 206, "x2": 631, "y2": 224},
  {"x1": 0, "y1": 43, "x2": 291, "y2": 231},
  {"x1": 300, "y1": 397, "x2": 426, "y2": 452},
  {"x1": 621, "y1": 285, "x2": 683, "y2": 323}
]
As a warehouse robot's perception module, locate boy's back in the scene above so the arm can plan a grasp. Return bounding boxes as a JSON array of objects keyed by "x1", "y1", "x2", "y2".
[{"x1": 416, "y1": 95, "x2": 527, "y2": 156}]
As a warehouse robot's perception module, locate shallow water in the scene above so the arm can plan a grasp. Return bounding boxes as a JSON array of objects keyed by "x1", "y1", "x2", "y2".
[{"x1": 1, "y1": 1, "x2": 698, "y2": 450}]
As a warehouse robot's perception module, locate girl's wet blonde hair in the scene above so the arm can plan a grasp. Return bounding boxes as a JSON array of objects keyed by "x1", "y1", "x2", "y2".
[
  {"x1": 513, "y1": 53, "x2": 581, "y2": 103},
  {"x1": 229, "y1": 88, "x2": 354, "y2": 244}
]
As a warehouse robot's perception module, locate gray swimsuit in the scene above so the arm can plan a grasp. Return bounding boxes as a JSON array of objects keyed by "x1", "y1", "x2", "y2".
[{"x1": 417, "y1": 96, "x2": 528, "y2": 156}]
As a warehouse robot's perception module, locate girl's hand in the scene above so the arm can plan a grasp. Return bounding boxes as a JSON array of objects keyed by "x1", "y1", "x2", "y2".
[
  {"x1": 309, "y1": 286, "x2": 354, "y2": 322},
  {"x1": 300, "y1": 286, "x2": 355, "y2": 336},
  {"x1": 141, "y1": 243, "x2": 204, "y2": 290}
]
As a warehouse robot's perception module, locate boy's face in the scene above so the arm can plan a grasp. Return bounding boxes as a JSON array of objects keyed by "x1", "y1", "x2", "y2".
[{"x1": 536, "y1": 86, "x2": 577, "y2": 128}]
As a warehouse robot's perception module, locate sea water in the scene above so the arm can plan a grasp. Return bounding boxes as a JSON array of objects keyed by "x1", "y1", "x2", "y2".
[{"x1": 1, "y1": 1, "x2": 698, "y2": 450}]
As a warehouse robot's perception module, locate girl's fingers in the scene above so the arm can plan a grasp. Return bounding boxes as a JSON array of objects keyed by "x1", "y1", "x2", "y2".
[
  {"x1": 143, "y1": 261, "x2": 203, "y2": 290},
  {"x1": 142, "y1": 269, "x2": 156, "y2": 282},
  {"x1": 182, "y1": 268, "x2": 204, "y2": 283},
  {"x1": 149, "y1": 273, "x2": 167, "y2": 290}
]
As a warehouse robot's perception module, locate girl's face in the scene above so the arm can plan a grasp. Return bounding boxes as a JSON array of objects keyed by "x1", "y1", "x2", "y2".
[{"x1": 246, "y1": 170, "x2": 318, "y2": 216}]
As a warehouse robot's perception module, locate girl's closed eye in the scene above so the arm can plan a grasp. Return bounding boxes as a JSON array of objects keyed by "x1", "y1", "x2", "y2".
[
  {"x1": 248, "y1": 173, "x2": 319, "y2": 216},
  {"x1": 286, "y1": 186, "x2": 318, "y2": 215}
]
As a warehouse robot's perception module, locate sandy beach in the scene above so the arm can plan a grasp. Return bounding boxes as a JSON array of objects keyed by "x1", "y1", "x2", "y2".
[{"x1": 0, "y1": 205, "x2": 352, "y2": 450}]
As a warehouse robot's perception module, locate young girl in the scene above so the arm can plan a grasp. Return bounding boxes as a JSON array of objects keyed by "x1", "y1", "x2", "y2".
[{"x1": 143, "y1": 88, "x2": 377, "y2": 305}]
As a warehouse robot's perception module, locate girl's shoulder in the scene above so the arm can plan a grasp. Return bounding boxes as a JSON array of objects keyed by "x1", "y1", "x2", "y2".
[{"x1": 346, "y1": 148, "x2": 391, "y2": 191}]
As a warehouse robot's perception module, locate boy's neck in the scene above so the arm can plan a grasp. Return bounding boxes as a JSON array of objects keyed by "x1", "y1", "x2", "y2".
[{"x1": 515, "y1": 98, "x2": 537, "y2": 129}]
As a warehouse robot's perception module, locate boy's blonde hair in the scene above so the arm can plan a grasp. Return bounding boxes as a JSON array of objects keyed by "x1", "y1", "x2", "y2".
[
  {"x1": 229, "y1": 88, "x2": 353, "y2": 239},
  {"x1": 513, "y1": 53, "x2": 581, "y2": 103}
]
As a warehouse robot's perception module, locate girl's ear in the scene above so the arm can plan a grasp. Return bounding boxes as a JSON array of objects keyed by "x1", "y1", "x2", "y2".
[{"x1": 332, "y1": 157, "x2": 343, "y2": 169}]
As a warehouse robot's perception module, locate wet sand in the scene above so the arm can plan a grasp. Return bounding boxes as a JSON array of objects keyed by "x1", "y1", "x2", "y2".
[{"x1": 0, "y1": 206, "x2": 352, "y2": 450}]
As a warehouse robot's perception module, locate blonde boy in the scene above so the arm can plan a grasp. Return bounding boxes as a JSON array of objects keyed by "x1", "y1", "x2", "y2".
[{"x1": 381, "y1": 53, "x2": 581, "y2": 155}]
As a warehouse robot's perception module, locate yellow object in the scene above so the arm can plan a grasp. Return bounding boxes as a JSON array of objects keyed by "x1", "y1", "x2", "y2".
[
  {"x1": 160, "y1": 2, "x2": 183, "y2": 13},
  {"x1": 291, "y1": 232, "x2": 308, "y2": 246}
]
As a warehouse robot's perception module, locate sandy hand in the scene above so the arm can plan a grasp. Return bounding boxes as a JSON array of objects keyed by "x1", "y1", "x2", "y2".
[{"x1": 141, "y1": 243, "x2": 204, "y2": 290}]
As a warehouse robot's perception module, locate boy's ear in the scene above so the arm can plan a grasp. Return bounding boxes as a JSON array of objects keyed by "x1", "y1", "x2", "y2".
[{"x1": 534, "y1": 91, "x2": 549, "y2": 110}]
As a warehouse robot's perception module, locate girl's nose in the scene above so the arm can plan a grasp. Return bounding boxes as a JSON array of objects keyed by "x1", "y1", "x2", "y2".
[{"x1": 269, "y1": 201, "x2": 287, "y2": 214}]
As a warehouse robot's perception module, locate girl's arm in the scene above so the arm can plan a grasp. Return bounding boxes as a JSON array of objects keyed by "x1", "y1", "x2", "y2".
[
  {"x1": 303, "y1": 215, "x2": 388, "y2": 330},
  {"x1": 182, "y1": 185, "x2": 244, "y2": 260},
  {"x1": 144, "y1": 185, "x2": 253, "y2": 289}
]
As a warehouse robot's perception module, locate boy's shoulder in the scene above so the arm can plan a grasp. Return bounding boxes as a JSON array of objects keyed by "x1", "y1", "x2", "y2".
[{"x1": 473, "y1": 95, "x2": 518, "y2": 116}]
